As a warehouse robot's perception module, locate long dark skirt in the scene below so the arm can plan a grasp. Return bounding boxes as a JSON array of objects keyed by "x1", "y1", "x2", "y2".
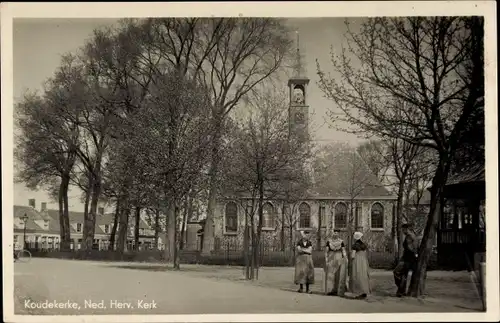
[{"x1": 294, "y1": 253, "x2": 315, "y2": 285}]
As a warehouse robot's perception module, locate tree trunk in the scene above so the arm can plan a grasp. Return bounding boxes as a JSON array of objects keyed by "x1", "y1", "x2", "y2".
[
  {"x1": 249, "y1": 203, "x2": 256, "y2": 280},
  {"x1": 154, "y1": 208, "x2": 161, "y2": 249},
  {"x1": 80, "y1": 172, "x2": 93, "y2": 251},
  {"x1": 280, "y1": 203, "x2": 286, "y2": 251},
  {"x1": 408, "y1": 160, "x2": 450, "y2": 297},
  {"x1": 82, "y1": 173, "x2": 93, "y2": 228},
  {"x1": 173, "y1": 205, "x2": 181, "y2": 270},
  {"x1": 289, "y1": 212, "x2": 295, "y2": 266},
  {"x1": 116, "y1": 204, "x2": 130, "y2": 253},
  {"x1": 391, "y1": 203, "x2": 398, "y2": 258},
  {"x1": 347, "y1": 202, "x2": 354, "y2": 291},
  {"x1": 109, "y1": 200, "x2": 120, "y2": 251},
  {"x1": 395, "y1": 178, "x2": 406, "y2": 262},
  {"x1": 243, "y1": 211, "x2": 250, "y2": 280},
  {"x1": 201, "y1": 124, "x2": 223, "y2": 255},
  {"x1": 83, "y1": 157, "x2": 103, "y2": 251},
  {"x1": 317, "y1": 204, "x2": 322, "y2": 250},
  {"x1": 83, "y1": 134, "x2": 107, "y2": 250},
  {"x1": 251, "y1": 231, "x2": 257, "y2": 280},
  {"x1": 254, "y1": 179, "x2": 265, "y2": 280},
  {"x1": 134, "y1": 206, "x2": 141, "y2": 250},
  {"x1": 165, "y1": 202, "x2": 176, "y2": 262},
  {"x1": 180, "y1": 195, "x2": 189, "y2": 250},
  {"x1": 58, "y1": 175, "x2": 71, "y2": 251}
]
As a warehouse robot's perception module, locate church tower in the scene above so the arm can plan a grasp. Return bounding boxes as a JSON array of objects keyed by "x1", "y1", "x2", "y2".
[{"x1": 288, "y1": 31, "x2": 310, "y2": 142}]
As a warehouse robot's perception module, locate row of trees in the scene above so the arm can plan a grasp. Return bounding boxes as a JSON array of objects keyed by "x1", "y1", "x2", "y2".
[{"x1": 15, "y1": 18, "x2": 296, "y2": 268}]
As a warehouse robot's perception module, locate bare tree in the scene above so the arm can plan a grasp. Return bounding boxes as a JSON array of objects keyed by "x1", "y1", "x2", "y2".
[
  {"x1": 273, "y1": 169, "x2": 311, "y2": 254},
  {"x1": 221, "y1": 88, "x2": 312, "y2": 279},
  {"x1": 317, "y1": 17, "x2": 484, "y2": 296},
  {"x1": 403, "y1": 149, "x2": 436, "y2": 236},
  {"x1": 356, "y1": 135, "x2": 437, "y2": 261},
  {"x1": 356, "y1": 140, "x2": 391, "y2": 184}
]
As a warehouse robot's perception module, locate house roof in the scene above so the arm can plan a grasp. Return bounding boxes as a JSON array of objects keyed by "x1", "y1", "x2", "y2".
[
  {"x1": 14, "y1": 205, "x2": 48, "y2": 221},
  {"x1": 14, "y1": 206, "x2": 153, "y2": 235},
  {"x1": 446, "y1": 164, "x2": 485, "y2": 186},
  {"x1": 13, "y1": 206, "x2": 46, "y2": 232}
]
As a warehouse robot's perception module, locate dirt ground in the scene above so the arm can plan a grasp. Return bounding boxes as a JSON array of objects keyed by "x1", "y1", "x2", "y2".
[
  {"x1": 94, "y1": 261, "x2": 484, "y2": 311},
  {"x1": 12, "y1": 258, "x2": 484, "y2": 316}
]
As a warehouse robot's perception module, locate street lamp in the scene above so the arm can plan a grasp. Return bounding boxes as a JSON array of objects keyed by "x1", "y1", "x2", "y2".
[{"x1": 22, "y1": 213, "x2": 28, "y2": 250}]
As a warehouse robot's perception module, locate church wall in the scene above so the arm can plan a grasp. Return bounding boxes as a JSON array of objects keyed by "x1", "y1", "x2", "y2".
[{"x1": 213, "y1": 198, "x2": 395, "y2": 252}]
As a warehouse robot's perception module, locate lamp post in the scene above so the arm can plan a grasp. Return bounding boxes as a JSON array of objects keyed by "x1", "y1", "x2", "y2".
[{"x1": 22, "y1": 213, "x2": 28, "y2": 250}]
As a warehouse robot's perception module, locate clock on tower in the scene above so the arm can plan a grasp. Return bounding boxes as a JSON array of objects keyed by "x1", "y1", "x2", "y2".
[{"x1": 288, "y1": 31, "x2": 310, "y2": 140}]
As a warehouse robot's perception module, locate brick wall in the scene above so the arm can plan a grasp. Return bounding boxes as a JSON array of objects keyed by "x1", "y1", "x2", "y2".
[{"x1": 213, "y1": 198, "x2": 395, "y2": 252}]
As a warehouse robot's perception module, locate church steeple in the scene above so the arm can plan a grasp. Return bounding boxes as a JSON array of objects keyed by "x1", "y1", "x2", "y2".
[
  {"x1": 288, "y1": 31, "x2": 310, "y2": 141},
  {"x1": 293, "y1": 31, "x2": 305, "y2": 78}
]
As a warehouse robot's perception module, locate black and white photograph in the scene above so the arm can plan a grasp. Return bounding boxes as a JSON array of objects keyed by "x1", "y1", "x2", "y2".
[{"x1": 1, "y1": 2, "x2": 498, "y2": 322}]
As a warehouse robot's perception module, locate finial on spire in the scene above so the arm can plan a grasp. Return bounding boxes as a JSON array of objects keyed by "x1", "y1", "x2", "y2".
[{"x1": 294, "y1": 30, "x2": 304, "y2": 78}]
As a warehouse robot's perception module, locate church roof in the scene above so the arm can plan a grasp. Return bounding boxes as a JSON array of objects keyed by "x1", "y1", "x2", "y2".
[
  {"x1": 218, "y1": 142, "x2": 395, "y2": 201},
  {"x1": 309, "y1": 142, "x2": 394, "y2": 199}
]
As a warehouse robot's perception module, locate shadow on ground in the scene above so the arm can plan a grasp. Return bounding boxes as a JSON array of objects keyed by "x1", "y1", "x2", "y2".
[{"x1": 108, "y1": 264, "x2": 243, "y2": 274}]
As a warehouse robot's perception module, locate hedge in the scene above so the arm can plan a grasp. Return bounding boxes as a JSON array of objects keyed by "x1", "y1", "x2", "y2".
[{"x1": 29, "y1": 249, "x2": 439, "y2": 270}]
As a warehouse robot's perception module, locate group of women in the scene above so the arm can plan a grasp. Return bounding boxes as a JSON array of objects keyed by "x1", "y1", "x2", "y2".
[{"x1": 294, "y1": 230, "x2": 371, "y2": 299}]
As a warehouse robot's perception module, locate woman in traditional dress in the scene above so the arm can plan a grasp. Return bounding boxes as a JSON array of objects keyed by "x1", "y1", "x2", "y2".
[
  {"x1": 294, "y1": 230, "x2": 315, "y2": 293},
  {"x1": 350, "y1": 231, "x2": 371, "y2": 299},
  {"x1": 324, "y1": 232, "x2": 348, "y2": 296}
]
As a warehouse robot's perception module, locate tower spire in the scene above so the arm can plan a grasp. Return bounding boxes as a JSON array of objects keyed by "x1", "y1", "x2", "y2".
[{"x1": 294, "y1": 30, "x2": 304, "y2": 78}]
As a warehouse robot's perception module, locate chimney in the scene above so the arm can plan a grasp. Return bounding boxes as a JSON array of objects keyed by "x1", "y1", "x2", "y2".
[
  {"x1": 28, "y1": 199, "x2": 36, "y2": 209},
  {"x1": 41, "y1": 202, "x2": 47, "y2": 212},
  {"x1": 98, "y1": 207, "x2": 105, "y2": 215}
]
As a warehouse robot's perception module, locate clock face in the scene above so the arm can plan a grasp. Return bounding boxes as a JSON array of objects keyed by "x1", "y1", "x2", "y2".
[{"x1": 295, "y1": 111, "x2": 305, "y2": 124}]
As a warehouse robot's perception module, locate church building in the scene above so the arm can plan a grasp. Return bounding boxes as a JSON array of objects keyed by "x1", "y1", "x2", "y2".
[{"x1": 209, "y1": 34, "x2": 397, "y2": 253}]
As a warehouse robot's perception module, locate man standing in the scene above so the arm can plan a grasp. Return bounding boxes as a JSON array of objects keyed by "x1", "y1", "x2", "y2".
[{"x1": 393, "y1": 223, "x2": 419, "y2": 297}]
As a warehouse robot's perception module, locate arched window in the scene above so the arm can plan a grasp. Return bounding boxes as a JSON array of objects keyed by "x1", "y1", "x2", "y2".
[
  {"x1": 371, "y1": 202, "x2": 384, "y2": 229},
  {"x1": 262, "y1": 202, "x2": 276, "y2": 229},
  {"x1": 299, "y1": 202, "x2": 311, "y2": 228},
  {"x1": 334, "y1": 202, "x2": 347, "y2": 229},
  {"x1": 225, "y1": 202, "x2": 238, "y2": 233}
]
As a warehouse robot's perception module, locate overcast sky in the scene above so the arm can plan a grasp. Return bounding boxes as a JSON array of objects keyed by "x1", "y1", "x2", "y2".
[{"x1": 13, "y1": 17, "x2": 365, "y2": 211}]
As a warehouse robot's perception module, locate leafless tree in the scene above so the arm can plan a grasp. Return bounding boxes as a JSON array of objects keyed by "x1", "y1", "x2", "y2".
[
  {"x1": 317, "y1": 17, "x2": 484, "y2": 296},
  {"x1": 221, "y1": 88, "x2": 312, "y2": 279}
]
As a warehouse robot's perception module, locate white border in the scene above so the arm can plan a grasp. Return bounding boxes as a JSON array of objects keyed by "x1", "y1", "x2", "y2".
[{"x1": 1, "y1": 1, "x2": 498, "y2": 322}]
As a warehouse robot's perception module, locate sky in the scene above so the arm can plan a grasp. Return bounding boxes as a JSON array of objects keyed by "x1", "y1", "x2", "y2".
[{"x1": 12, "y1": 17, "x2": 365, "y2": 212}]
